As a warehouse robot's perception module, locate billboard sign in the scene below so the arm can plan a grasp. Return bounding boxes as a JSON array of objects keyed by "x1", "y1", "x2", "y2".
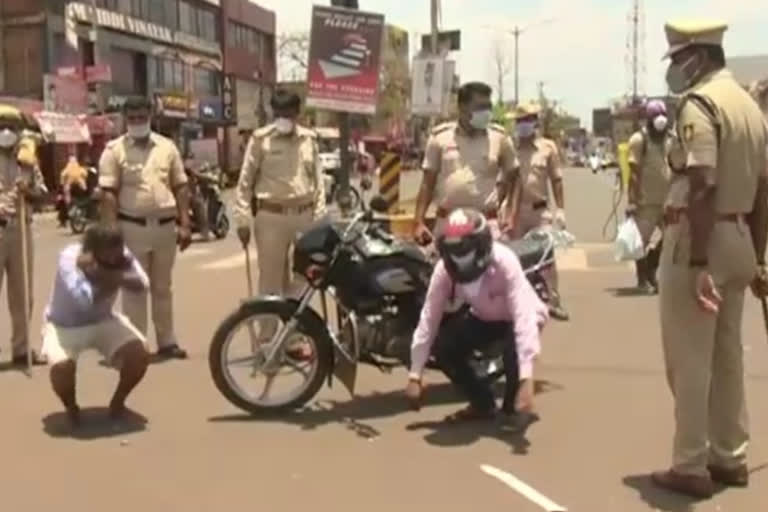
[{"x1": 306, "y1": 5, "x2": 385, "y2": 114}]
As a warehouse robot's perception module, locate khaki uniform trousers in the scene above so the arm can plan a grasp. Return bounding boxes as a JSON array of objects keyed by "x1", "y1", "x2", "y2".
[
  {"x1": 659, "y1": 218, "x2": 755, "y2": 476},
  {"x1": 252, "y1": 209, "x2": 313, "y2": 339},
  {"x1": 119, "y1": 219, "x2": 178, "y2": 349},
  {"x1": 0, "y1": 222, "x2": 33, "y2": 355},
  {"x1": 511, "y1": 202, "x2": 561, "y2": 302}
]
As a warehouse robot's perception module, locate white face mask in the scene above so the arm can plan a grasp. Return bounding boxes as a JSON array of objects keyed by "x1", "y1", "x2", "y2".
[
  {"x1": 516, "y1": 121, "x2": 537, "y2": 138},
  {"x1": 127, "y1": 122, "x2": 151, "y2": 140},
  {"x1": 0, "y1": 129, "x2": 19, "y2": 149},
  {"x1": 275, "y1": 117, "x2": 295, "y2": 134},
  {"x1": 652, "y1": 115, "x2": 668, "y2": 132},
  {"x1": 469, "y1": 109, "x2": 492, "y2": 130}
]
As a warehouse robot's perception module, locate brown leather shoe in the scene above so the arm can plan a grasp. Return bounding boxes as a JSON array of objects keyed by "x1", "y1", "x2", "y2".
[
  {"x1": 708, "y1": 464, "x2": 749, "y2": 487},
  {"x1": 651, "y1": 470, "x2": 714, "y2": 499}
]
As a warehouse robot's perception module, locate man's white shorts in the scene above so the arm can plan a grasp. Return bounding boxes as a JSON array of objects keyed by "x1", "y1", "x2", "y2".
[{"x1": 41, "y1": 313, "x2": 146, "y2": 366}]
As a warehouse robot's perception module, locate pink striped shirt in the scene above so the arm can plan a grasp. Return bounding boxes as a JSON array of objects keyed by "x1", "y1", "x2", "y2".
[{"x1": 409, "y1": 242, "x2": 549, "y2": 380}]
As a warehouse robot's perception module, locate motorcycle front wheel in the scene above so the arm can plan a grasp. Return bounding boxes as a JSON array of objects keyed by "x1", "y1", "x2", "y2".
[
  {"x1": 209, "y1": 300, "x2": 333, "y2": 415},
  {"x1": 213, "y1": 212, "x2": 230, "y2": 239}
]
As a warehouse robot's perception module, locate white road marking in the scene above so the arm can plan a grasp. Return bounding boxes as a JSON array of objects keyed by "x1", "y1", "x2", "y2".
[
  {"x1": 199, "y1": 251, "x2": 256, "y2": 270},
  {"x1": 480, "y1": 464, "x2": 567, "y2": 512}
]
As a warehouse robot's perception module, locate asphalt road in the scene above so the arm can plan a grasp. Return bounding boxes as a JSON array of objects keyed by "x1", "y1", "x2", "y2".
[{"x1": 1, "y1": 168, "x2": 767, "y2": 511}]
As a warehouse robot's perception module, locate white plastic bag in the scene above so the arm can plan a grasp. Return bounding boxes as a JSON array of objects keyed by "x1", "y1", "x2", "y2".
[{"x1": 614, "y1": 217, "x2": 645, "y2": 261}]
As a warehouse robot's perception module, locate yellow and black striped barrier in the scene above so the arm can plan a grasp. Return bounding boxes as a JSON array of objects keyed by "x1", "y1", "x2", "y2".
[{"x1": 378, "y1": 152, "x2": 402, "y2": 214}]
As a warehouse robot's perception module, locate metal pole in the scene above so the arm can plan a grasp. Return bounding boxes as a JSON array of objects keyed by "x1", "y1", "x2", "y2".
[{"x1": 513, "y1": 27, "x2": 520, "y2": 106}]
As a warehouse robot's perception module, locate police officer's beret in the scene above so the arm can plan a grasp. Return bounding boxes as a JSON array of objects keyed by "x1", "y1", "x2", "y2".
[
  {"x1": 511, "y1": 102, "x2": 542, "y2": 120},
  {"x1": 664, "y1": 19, "x2": 728, "y2": 58}
]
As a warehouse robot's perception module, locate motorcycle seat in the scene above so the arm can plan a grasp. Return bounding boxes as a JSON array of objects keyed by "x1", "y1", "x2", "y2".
[{"x1": 503, "y1": 238, "x2": 553, "y2": 270}]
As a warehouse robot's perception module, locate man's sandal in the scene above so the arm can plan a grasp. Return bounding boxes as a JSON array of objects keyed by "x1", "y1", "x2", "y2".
[{"x1": 443, "y1": 406, "x2": 497, "y2": 424}]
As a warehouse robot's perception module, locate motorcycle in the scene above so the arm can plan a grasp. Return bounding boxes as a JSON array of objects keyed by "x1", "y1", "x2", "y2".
[
  {"x1": 208, "y1": 196, "x2": 566, "y2": 415},
  {"x1": 68, "y1": 193, "x2": 99, "y2": 234},
  {"x1": 189, "y1": 164, "x2": 230, "y2": 240},
  {"x1": 324, "y1": 167, "x2": 364, "y2": 210}
]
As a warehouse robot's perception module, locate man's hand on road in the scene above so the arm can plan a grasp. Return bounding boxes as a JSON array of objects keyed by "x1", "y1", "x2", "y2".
[
  {"x1": 405, "y1": 378, "x2": 423, "y2": 410},
  {"x1": 237, "y1": 226, "x2": 251, "y2": 247},
  {"x1": 751, "y1": 265, "x2": 768, "y2": 298},
  {"x1": 177, "y1": 224, "x2": 192, "y2": 252},
  {"x1": 413, "y1": 221, "x2": 433, "y2": 246},
  {"x1": 694, "y1": 270, "x2": 721, "y2": 314}
]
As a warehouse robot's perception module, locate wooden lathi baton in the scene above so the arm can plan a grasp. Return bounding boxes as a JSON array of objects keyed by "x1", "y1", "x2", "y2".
[{"x1": 761, "y1": 298, "x2": 768, "y2": 340}]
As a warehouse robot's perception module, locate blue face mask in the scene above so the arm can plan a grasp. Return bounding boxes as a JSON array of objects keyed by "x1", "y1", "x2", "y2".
[{"x1": 516, "y1": 121, "x2": 537, "y2": 138}]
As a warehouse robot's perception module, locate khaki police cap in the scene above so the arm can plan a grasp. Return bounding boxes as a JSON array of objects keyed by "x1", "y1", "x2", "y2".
[
  {"x1": 0, "y1": 104, "x2": 23, "y2": 122},
  {"x1": 663, "y1": 19, "x2": 728, "y2": 59},
  {"x1": 511, "y1": 102, "x2": 542, "y2": 120}
]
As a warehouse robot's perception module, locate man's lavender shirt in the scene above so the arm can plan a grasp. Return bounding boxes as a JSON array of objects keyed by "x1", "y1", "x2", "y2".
[
  {"x1": 409, "y1": 242, "x2": 549, "y2": 380},
  {"x1": 45, "y1": 243, "x2": 149, "y2": 328}
]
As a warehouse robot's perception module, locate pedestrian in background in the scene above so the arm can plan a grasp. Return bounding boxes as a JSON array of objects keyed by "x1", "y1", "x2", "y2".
[
  {"x1": 508, "y1": 102, "x2": 569, "y2": 320},
  {"x1": 0, "y1": 104, "x2": 48, "y2": 366},
  {"x1": 653, "y1": 19, "x2": 768, "y2": 498},
  {"x1": 412, "y1": 81, "x2": 519, "y2": 244},
  {"x1": 234, "y1": 90, "x2": 325, "y2": 352},
  {"x1": 626, "y1": 100, "x2": 673, "y2": 294},
  {"x1": 98, "y1": 96, "x2": 192, "y2": 361}
]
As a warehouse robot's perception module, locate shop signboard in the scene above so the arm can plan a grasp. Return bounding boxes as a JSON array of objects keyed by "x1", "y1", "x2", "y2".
[
  {"x1": 44, "y1": 74, "x2": 89, "y2": 114},
  {"x1": 154, "y1": 93, "x2": 188, "y2": 119},
  {"x1": 199, "y1": 97, "x2": 224, "y2": 122}
]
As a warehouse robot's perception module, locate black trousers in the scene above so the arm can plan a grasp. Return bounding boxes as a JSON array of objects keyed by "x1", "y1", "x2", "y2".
[{"x1": 433, "y1": 310, "x2": 520, "y2": 413}]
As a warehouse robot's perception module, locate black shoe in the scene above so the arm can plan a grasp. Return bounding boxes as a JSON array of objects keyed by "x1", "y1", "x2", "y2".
[
  {"x1": 155, "y1": 344, "x2": 188, "y2": 360},
  {"x1": 11, "y1": 350, "x2": 47, "y2": 366}
]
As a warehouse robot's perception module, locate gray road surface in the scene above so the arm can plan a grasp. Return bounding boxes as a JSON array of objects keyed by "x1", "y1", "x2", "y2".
[{"x1": 0, "y1": 169, "x2": 766, "y2": 512}]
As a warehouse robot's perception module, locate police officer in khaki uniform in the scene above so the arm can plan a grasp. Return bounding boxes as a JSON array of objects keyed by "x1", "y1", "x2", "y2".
[
  {"x1": 0, "y1": 104, "x2": 48, "y2": 365},
  {"x1": 235, "y1": 90, "x2": 324, "y2": 347},
  {"x1": 626, "y1": 100, "x2": 673, "y2": 294},
  {"x1": 413, "y1": 82, "x2": 518, "y2": 245},
  {"x1": 652, "y1": 20, "x2": 768, "y2": 498},
  {"x1": 508, "y1": 102, "x2": 569, "y2": 320},
  {"x1": 99, "y1": 96, "x2": 191, "y2": 360}
]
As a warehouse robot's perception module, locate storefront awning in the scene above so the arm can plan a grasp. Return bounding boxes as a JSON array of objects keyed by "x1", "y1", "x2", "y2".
[{"x1": 33, "y1": 111, "x2": 91, "y2": 144}]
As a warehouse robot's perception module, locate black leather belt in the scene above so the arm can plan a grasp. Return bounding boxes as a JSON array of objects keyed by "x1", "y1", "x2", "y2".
[
  {"x1": 532, "y1": 200, "x2": 548, "y2": 210},
  {"x1": 118, "y1": 212, "x2": 176, "y2": 226}
]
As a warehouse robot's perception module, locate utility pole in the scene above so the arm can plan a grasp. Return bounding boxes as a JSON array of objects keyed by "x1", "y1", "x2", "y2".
[
  {"x1": 428, "y1": 0, "x2": 440, "y2": 130},
  {"x1": 330, "y1": 0, "x2": 358, "y2": 216},
  {"x1": 513, "y1": 26, "x2": 520, "y2": 106}
]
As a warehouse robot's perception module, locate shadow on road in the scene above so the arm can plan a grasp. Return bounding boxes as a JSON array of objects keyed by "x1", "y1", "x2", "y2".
[
  {"x1": 42, "y1": 407, "x2": 148, "y2": 440},
  {"x1": 208, "y1": 379, "x2": 561, "y2": 448},
  {"x1": 605, "y1": 286, "x2": 654, "y2": 298}
]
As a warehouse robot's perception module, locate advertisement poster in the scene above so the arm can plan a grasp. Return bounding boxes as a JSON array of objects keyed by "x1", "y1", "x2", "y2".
[
  {"x1": 411, "y1": 57, "x2": 446, "y2": 115},
  {"x1": 306, "y1": 5, "x2": 384, "y2": 115},
  {"x1": 43, "y1": 74, "x2": 89, "y2": 114}
]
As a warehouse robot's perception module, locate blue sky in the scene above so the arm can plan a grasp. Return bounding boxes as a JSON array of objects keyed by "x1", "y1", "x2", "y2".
[{"x1": 256, "y1": 0, "x2": 767, "y2": 127}]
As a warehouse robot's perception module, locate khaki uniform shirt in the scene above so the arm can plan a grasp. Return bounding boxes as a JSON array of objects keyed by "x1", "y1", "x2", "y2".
[
  {"x1": 676, "y1": 69, "x2": 768, "y2": 214},
  {"x1": 234, "y1": 123, "x2": 325, "y2": 227},
  {"x1": 0, "y1": 145, "x2": 47, "y2": 218},
  {"x1": 98, "y1": 132, "x2": 187, "y2": 217},
  {"x1": 422, "y1": 122, "x2": 518, "y2": 211},
  {"x1": 516, "y1": 137, "x2": 561, "y2": 204},
  {"x1": 627, "y1": 130, "x2": 672, "y2": 206}
]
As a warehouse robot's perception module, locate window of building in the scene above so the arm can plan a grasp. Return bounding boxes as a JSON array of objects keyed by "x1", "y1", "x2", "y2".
[
  {"x1": 179, "y1": 1, "x2": 194, "y2": 34},
  {"x1": 148, "y1": 55, "x2": 186, "y2": 92},
  {"x1": 178, "y1": 1, "x2": 219, "y2": 42},
  {"x1": 129, "y1": 0, "x2": 151, "y2": 20},
  {"x1": 95, "y1": 0, "x2": 119, "y2": 10},
  {"x1": 193, "y1": 67, "x2": 219, "y2": 96},
  {"x1": 112, "y1": 48, "x2": 138, "y2": 95}
]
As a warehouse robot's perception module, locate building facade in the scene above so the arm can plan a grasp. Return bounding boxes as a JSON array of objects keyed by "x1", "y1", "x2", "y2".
[{"x1": 220, "y1": 0, "x2": 276, "y2": 172}]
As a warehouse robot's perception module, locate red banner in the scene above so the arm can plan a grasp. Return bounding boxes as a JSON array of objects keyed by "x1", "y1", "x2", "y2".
[{"x1": 306, "y1": 5, "x2": 384, "y2": 115}]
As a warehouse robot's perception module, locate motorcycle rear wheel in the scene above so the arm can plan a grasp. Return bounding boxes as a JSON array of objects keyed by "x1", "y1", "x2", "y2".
[
  {"x1": 209, "y1": 300, "x2": 333, "y2": 415},
  {"x1": 214, "y1": 214, "x2": 230, "y2": 239}
]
